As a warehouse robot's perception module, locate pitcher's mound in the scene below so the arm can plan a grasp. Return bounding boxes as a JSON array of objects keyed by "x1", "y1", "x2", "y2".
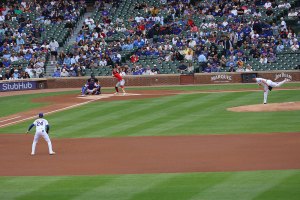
[{"x1": 228, "y1": 102, "x2": 300, "y2": 112}]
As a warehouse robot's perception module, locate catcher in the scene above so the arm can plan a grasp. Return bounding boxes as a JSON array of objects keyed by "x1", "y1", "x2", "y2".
[{"x1": 81, "y1": 74, "x2": 101, "y2": 96}]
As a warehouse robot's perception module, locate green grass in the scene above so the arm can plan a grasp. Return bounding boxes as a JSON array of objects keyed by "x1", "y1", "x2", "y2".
[
  {"x1": 0, "y1": 170, "x2": 299, "y2": 200},
  {"x1": 125, "y1": 82, "x2": 300, "y2": 91},
  {"x1": 0, "y1": 91, "x2": 78, "y2": 117},
  {"x1": 1, "y1": 83, "x2": 299, "y2": 118},
  {"x1": 1, "y1": 89, "x2": 299, "y2": 137},
  {"x1": 1, "y1": 84, "x2": 300, "y2": 200}
]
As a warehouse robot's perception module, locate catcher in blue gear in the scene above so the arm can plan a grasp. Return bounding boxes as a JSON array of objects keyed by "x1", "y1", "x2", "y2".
[{"x1": 81, "y1": 74, "x2": 101, "y2": 96}]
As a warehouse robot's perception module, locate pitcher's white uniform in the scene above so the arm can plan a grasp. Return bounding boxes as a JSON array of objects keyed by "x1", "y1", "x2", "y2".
[
  {"x1": 255, "y1": 78, "x2": 287, "y2": 104},
  {"x1": 29, "y1": 117, "x2": 55, "y2": 155}
]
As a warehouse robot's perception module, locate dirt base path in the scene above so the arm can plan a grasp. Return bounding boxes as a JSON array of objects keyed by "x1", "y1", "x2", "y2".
[{"x1": 0, "y1": 133, "x2": 300, "y2": 176}]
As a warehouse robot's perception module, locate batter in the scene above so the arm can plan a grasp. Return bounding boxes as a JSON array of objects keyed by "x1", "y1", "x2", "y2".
[{"x1": 112, "y1": 68, "x2": 126, "y2": 95}]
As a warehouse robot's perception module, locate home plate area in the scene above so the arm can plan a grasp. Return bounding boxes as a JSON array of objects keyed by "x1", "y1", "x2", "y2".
[{"x1": 77, "y1": 93, "x2": 141, "y2": 99}]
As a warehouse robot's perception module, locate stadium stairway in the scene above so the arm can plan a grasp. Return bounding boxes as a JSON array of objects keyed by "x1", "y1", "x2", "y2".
[{"x1": 45, "y1": 11, "x2": 94, "y2": 77}]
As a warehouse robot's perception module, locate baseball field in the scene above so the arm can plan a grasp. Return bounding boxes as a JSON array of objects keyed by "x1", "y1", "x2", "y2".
[{"x1": 0, "y1": 83, "x2": 300, "y2": 200}]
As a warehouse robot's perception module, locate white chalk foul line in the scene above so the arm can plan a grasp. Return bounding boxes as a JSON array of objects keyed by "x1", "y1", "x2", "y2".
[
  {"x1": 0, "y1": 93, "x2": 141, "y2": 128},
  {"x1": 77, "y1": 93, "x2": 141, "y2": 99},
  {"x1": 0, "y1": 99, "x2": 97, "y2": 128},
  {"x1": 0, "y1": 116, "x2": 21, "y2": 123}
]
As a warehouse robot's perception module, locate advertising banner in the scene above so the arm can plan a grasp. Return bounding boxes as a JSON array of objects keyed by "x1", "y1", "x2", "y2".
[{"x1": 0, "y1": 81, "x2": 37, "y2": 92}]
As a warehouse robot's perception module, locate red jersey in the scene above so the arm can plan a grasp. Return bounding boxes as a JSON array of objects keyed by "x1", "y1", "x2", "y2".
[{"x1": 113, "y1": 72, "x2": 123, "y2": 81}]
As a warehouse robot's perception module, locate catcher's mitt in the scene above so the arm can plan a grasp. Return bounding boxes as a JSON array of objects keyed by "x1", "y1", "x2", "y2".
[{"x1": 268, "y1": 86, "x2": 273, "y2": 91}]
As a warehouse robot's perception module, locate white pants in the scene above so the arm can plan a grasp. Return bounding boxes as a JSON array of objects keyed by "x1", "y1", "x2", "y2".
[
  {"x1": 263, "y1": 79, "x2": 287, "y2": 104},
  {"x1": 32, "y1": 131, "x2": 54, "y2": 154},
  {"x1": 116, "y1": 79, "x2": 125, "y2": 87}
]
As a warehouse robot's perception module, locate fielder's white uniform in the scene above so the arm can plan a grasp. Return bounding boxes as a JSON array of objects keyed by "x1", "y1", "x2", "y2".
[
  {"x1": 31, "y1": 118, "x2": 55, "y2": 155},
  {"x1": 255, "y1": 78, "x2": 287, "y2": 104}
]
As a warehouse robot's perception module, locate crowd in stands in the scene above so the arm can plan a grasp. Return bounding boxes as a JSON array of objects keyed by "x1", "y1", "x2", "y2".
[
  {"x1": 1, "y1": 0, "x2": 299, "y2": 79},
  {"x1": 0, "y1": 0, "x2": 86, "y2": 80},
  {"x1": 57, "y1": 0, "x2": 299, "y2": 77}
]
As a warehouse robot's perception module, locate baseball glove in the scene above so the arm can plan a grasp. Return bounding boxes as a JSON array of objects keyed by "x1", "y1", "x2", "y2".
[{"x1": 268, "y1": 86, "x2": 273, "y2": 91}]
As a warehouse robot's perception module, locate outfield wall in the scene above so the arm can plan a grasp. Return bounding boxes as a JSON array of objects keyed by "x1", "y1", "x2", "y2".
[{"x1": 0, "y1": 71, "x2": 299, "y2": 92}]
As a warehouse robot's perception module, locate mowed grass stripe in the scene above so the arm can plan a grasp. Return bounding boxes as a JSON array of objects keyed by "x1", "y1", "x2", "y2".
[
  {"x1": 72, "y1": 174, "x2": 177, "y2": 200},
  {"x1": 253, "y1": 172, "x2": 300, "y2": 200},
  {"x1": 61, "y1": 94, "x2": 195, "y2": 138},
  {"x1": 15, "y1": 176, "x2": 113, "y2": 200},
  {"x1": 158, "y1": 93, "x2": 255, "y2": 135},
  {"x1": 0, "y1": 90, "x2": 299, "y2": 137},
  {"x1": 129, "y1": 173, "x2": 231, "y2": 200},
  {"x1": 67, "y1": 94, "x2": 211, "y2": 138},
  {"x1": 49, "y1": 100, "x2": 147, "y2": 138},
  {"x1": 126, "y1": 93, "x2": 239, "y2": 135},
  {"x1": 0, "y1": 177, "x2": 62, "y2": 200},
  {"x1": 168, "y1": 91, "x2": 300, "y2": 134},
  {"x1": 0, "y1": 91, "x2": 78, "y2": 118},
  {"x1": 109, "y1": 93, "x2": 218, "y2": 137},
  {"x1": 189, "y1": 170, "x2": 295, "y2": 200},
  {"x1": 170, "y1": 91, "x2": 263, "y2": 134},
  {"x1": 0, "y1": 170, "x2": 300, "y2": 200}
]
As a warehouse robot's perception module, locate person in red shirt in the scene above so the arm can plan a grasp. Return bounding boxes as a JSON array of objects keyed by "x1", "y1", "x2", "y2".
[
  {"x1": 138, "y1": 23, "x2": 146, "y2": 35},
  {"x1": 112, "y1": 68, "x2": 126, "y2": 95},
  {"x1": 130, "y1": 54, "x2": 139, "y2": 63}
]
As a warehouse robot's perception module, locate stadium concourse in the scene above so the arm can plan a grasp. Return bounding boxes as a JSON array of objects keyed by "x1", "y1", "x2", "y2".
[{"x1": 1, "y1": 0, "x2": 300, "y2": 80}]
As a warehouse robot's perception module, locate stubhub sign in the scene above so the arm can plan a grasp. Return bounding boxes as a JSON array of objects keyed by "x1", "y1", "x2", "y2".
[{"x1": 0, "y1": 81, "x2": 37, "y2": 92}]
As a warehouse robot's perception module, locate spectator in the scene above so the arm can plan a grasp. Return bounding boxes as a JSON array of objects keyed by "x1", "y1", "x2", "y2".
[
  {"x1": 60, "y1": 68, "x2": 69, "y2": 77},
  {"x1": 236, "y1": 64, "x2": 245, "y2": 72},
  {"x1": 280, "y1": 17, "x2": 287, "y2": 30},
  {"x1": 130, "y1": 54, "x2": 139, "y2": 63},
  {"x1": 35, "y1": 66, "x2": 43, "y2": 78},
  {"x1": 276, "y1": 41, "x2": 284, "y2": 53},
  {"x1": 267, "y1": 48, "x2": 276, "y2": 63},
  {"x1": 184, "y1": 49, "x2": 193, "y2": 62},
  {"x1": 245, "y1": 64, "x2": 253, "y2": 72},
  {"x1": 259, "y1": 54, "x2": 268, "y2": 64},
  {"x1": 4, "y1": 69, "x2": 11, "y2": 80},
  {"x1": 12, "y1": 69, "x2": 19, "y2": 79},
  {"x1": 264, "y1": 1, "x2": 272, "y2": 9},
  {"x1": 84, "y1": 17, "x2": 94, "y2": 25},
  {"x1": 203, "y1": 63, "x2": 212, "y2": 73},
  {"x1": 49, "y1": 38, "x2": 59, "y2": 61},
  {"x1": 220, "y1": 55, "x2": 227, "y2": 68},
  {"x1": 278, "y1": 0, "x2": 291, "y2": 9},
  {"x1": 52, "y1": 68, "x2": 61, "y2": 78},
  {"x1": 228, "y1": 64, "x2": 236, "y2": 72},
  {"x1": 291, "y1": 40, "x2": 299, "y2": 51},
  {"x1": 266, "y1": 7, "x2": 274, "y2": 16},
  {"x1": 178, "y1": 61, "x2": 188, "y2": 73},
  {"x1": 2, "y1": 58, "x2": 11, "y2": 68},
  {"x1": 197, "y1": 52, "x2": 207, "y2": 72}
]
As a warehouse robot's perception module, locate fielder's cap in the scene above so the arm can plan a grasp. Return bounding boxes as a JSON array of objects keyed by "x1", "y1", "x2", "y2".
[{"x1": 38, "y1": 113, "x2": 44, "y2": 118}]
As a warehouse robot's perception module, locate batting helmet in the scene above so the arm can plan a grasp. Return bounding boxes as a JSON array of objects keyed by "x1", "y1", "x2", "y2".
[{"x1": 38, "y1": 113, "x2": 44, "y2": 118}]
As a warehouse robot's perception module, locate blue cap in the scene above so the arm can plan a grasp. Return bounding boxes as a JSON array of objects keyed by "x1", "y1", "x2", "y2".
[{"x1": 38, "y1": 113, "x2": 44, "y2": 118}]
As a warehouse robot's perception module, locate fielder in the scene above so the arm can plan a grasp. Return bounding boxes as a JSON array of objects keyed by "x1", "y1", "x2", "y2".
[
  {"x1": 112, "y1": 68, "x2": 126, "y2": 95},
  {"x1": 26, "y1": 113, "x2": 55, "y2": 155},
  {"x1": 252, "y1": 77, "x2": 289, "y2": 104}
]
